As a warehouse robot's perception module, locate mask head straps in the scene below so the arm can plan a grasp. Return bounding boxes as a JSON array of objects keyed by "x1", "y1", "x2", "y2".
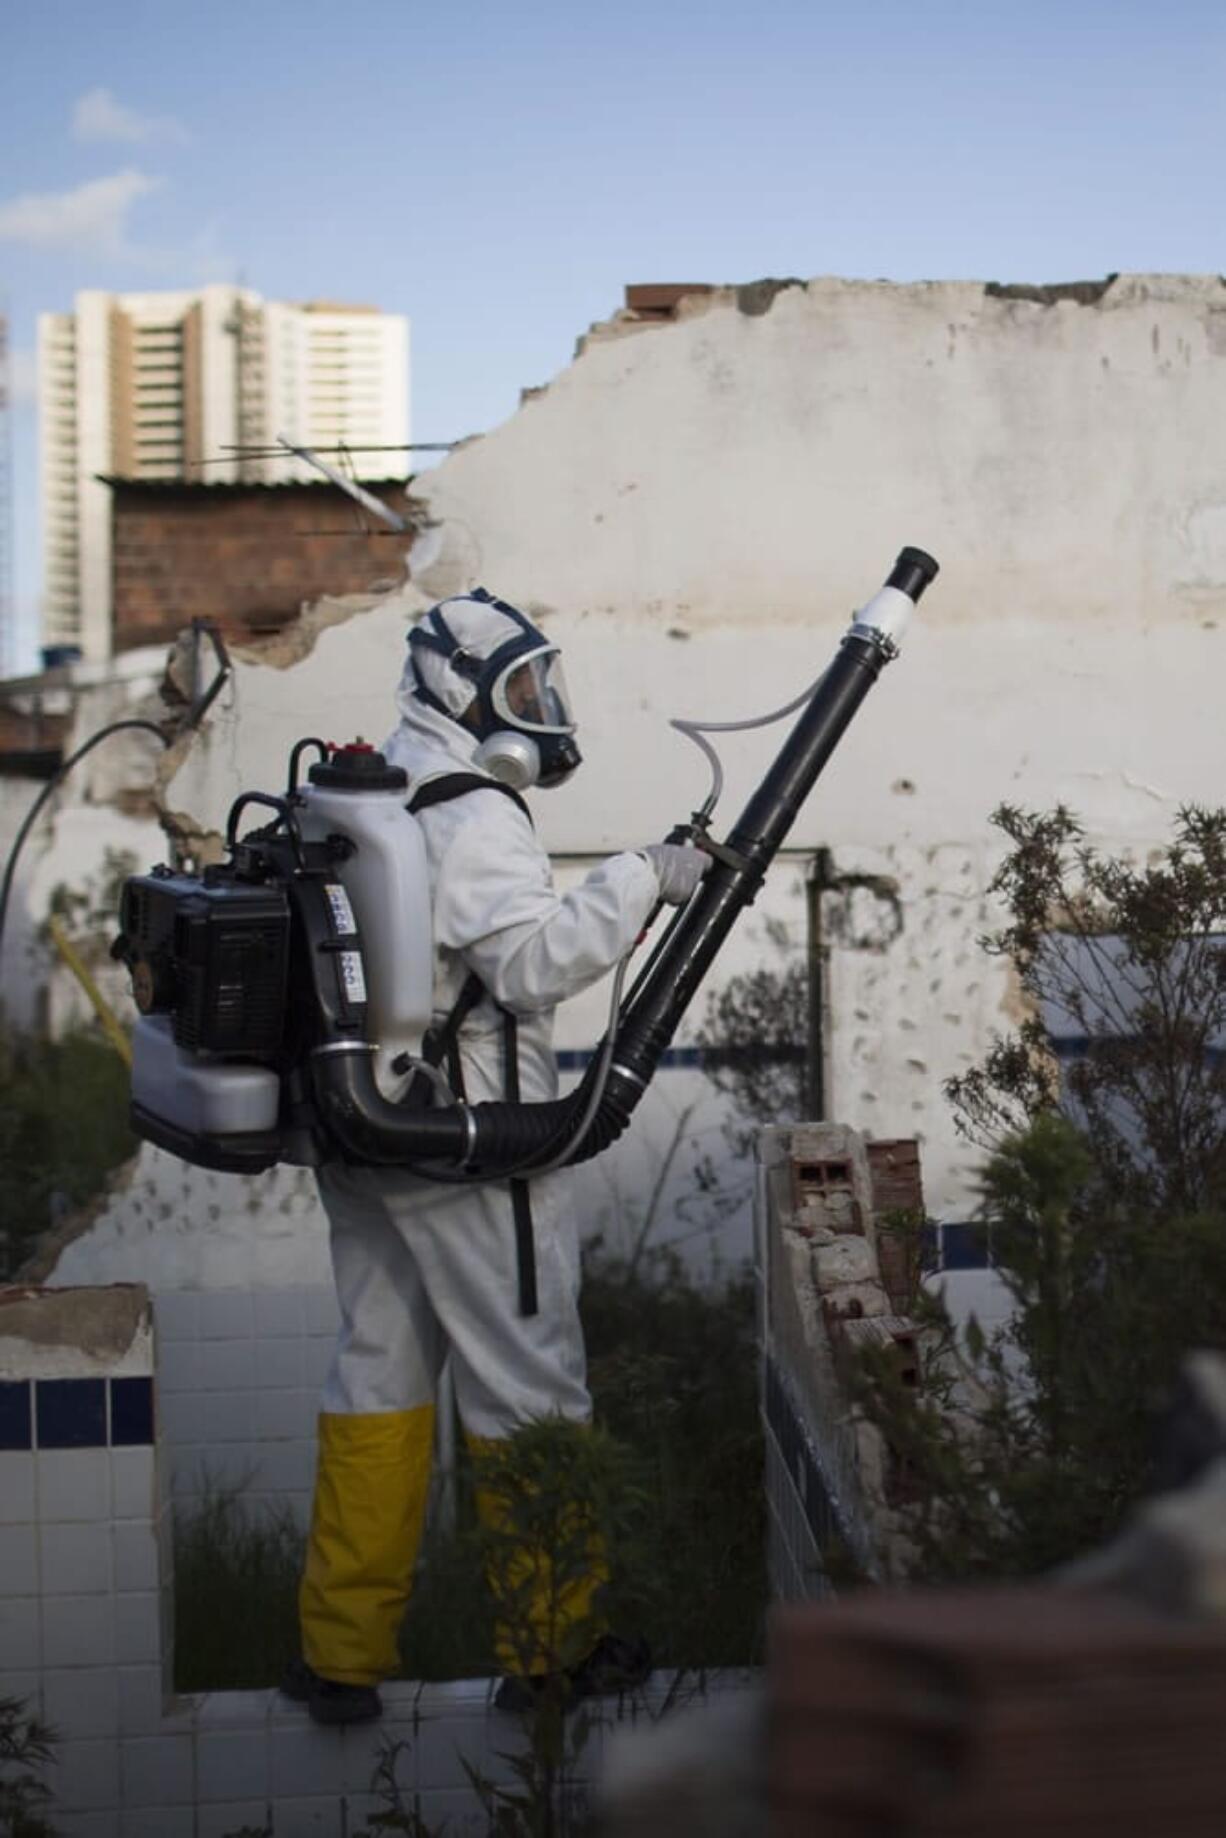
[{"x1": 406, "y1": 591, "x2": 556, "y2": 728}]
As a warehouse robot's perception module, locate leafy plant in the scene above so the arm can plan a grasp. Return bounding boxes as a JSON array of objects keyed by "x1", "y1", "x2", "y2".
[
  {"x1": 858, "y1": 806, "x2": 1226, "y2": 1578},
  {"x1": 0, "y1": 1695, "x2": 58, "y2": 1838},
  {"x1": 351, "y1": 1741, "x2": 439, "y2": 1835},
  {"x1": 582, "y1": 1250, "x2": 765, "y2": 1667},
  {"x1": 43, "y1": 848, "x2": 139, "y2": 958},
  {"x1": 0, "y1": 1023, "x2": 135, "y2": 1280},
  {"x1": 949, "y1": 803, "x2": 1226, "y2": 1214},
  {"x1": 173, "y1": 1481, "x2": 303, "y2": 1692}
]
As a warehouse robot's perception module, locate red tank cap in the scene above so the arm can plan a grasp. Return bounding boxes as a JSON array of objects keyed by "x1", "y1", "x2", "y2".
[{"x1": 309, "y1": 740, "x2": 407, "y2": 793}]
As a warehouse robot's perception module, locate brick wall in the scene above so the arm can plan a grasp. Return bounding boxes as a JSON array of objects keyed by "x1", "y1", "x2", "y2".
[
  {"x1": 0, "y1": 701, "x2": 70, "y2": 775},
  {"x1": 109, "y1": 480, "x2": 416, "y2": 653}
]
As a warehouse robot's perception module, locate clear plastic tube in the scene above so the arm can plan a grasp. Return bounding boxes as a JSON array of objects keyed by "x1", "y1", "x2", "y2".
[{"x1": 670, "y1": 668, "x2": 829, "y2": 819}]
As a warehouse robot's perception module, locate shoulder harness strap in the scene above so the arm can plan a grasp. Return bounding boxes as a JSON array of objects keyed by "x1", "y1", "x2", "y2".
[
  {"x1": 408, "y1": 770, "x2": 539, "y2": 1317},
  {"x1": 408, "y1": 772, "x2": 533, "y2": 827}
]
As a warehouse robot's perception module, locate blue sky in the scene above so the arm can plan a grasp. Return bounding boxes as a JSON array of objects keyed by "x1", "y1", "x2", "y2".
[{"x1": 2, "y1": 0, "x2": 1224, "y2": 669}]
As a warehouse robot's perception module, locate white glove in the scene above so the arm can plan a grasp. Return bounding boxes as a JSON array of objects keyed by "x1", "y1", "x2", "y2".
[{"x1": 640, "y1": 842, "x2": 710, "y2": 906}]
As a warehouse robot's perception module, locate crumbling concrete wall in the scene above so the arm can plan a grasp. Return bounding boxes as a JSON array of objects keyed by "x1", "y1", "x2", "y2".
[{"x1": 0, "y1": 649, "x2": 168, "y2": 1034}]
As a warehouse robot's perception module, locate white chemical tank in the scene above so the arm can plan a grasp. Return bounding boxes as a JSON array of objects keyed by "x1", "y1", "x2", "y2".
[{"x1": 295, "y1": 742, "x2": 434, "y2": 1096}]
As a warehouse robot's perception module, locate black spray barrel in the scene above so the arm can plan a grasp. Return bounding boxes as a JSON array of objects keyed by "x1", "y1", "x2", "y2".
[{"x1": 312, "y1": 548, "x2": 939, "y2": 1176}]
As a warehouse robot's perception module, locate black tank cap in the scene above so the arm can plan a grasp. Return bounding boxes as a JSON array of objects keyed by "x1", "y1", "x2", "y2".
[
  {"x1": 887, "y1": 547, "x2": 940, "y2": 601},
  {"x1": 308, "y1": 743, "x2": 408, "y2": 792}
]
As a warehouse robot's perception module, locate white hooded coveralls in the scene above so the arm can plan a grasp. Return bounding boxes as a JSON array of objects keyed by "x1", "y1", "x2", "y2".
[
  {"x1": 299, "y1": 597, "x2": 662, "y2": 1686},
  {"x1": 316, "y1": 616, "x2": 659, "y2": 1441}
]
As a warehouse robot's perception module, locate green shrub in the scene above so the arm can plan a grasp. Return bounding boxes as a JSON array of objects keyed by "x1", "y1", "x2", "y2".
[
  {"x1": 173, "y1": 1483, "x2": 303, "y2": 1692},
  {"x1": 0, "y1": 1693, "x2": 58, "y2": 1838},
  {"x1": 859, "y1": 806, "x2": 1226, "y2": 1578},
  {"x1": 0, "y1": 1024, "x2": 135, "y2": 1280}
]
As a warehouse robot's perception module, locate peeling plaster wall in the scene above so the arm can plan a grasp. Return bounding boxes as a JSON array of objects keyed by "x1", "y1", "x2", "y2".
[
  {"x1": 0, "y1": 653, "x2": 167, "y2": 1033},
  {"x1": 21, "y1": 271, "x2": 1226, "y2": 1335}
]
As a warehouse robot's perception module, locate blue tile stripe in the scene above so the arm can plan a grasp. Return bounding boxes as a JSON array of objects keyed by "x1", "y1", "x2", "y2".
[
  {"x1": 555, "y1": 1043, "x2": 804, "y2": 1072},
  {"x1": 0, "y1": 1380, "x2": 31, "y2": 1451},
  {"x1": 0, "y1": 1376, "x2": 154, "y2": 1451}
]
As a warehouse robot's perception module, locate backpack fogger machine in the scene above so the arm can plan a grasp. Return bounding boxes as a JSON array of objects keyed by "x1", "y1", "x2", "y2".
[{"x1": 114, "y1": 547, "x2": 938, "y2": 1181}]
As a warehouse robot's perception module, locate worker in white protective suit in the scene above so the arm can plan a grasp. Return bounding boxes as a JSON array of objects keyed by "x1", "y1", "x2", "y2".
[{"x1": 284, "y1": 588, "x2": 710, "y2": 1726}]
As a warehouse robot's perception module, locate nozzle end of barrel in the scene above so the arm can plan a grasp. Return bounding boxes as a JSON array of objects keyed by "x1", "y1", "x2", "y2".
[{"x1": 888, "y1": 547, "x2": 939, "y2": 601}]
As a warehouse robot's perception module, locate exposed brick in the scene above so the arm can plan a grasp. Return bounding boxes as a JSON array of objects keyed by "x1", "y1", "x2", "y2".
[{"x1": 109, "y1": 480, "x2": 414, "y2": 652}]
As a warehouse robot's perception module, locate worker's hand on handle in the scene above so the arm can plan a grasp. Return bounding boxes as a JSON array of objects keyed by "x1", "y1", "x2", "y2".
[{"x1": 639, "y1": 842, "x2": 710, "y2": 907}]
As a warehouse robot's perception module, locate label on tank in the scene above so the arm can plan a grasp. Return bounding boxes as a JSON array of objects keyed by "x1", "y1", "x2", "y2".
[
  {"x1": 325, "y1": 884, "x2": 356, "y2": 935},
  {"x1": 339, "y1": 951, "x2": 367, "y2": 1005}
]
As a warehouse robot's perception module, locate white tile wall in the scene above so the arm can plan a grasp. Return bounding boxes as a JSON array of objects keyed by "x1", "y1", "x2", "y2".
[
  {"x1": 194, "y1": 1689, "x2": 273, "y2": 1728},
  {"x1": 270, "y1": 1722, "x2": 348, "y2": 1798},
  {"x1": 196, "y1": 1289, "x2": 255, "y2": 1342},
  {"x1": 147, "y1": 1284, "x2": 338, "y2": 1519},
  {"x1": 115, "y1": 1665, "x2": 165, "y2": 1736},
  {"x1": 302, "y1": 1337, "x2": 336, "y2": 1389},
  {"x1": 254, "y1": 1336, "x2": 303, "y2": 1389},
  {"x1": 269, "y1": 1796, "x2": 338, "y2": 1834},
  {"x1": 112, "y1": 1520, "x2": 159, "y2": 1593},
  {"x1": 195, "y1": 1726, "x2": 270, "y2": 1802},
  {"x1": 110, "y1": 1447, "x2": 156, "y2": 1521},
  {"x1": 413, "y1": 1786, "x2": 501, "y2": 1834},
  {"x1": 40, "y1": 1521, "x2": 112, "y2": 1594},
  {"x1": 155, "y1": 1338, "x2": 199, "y2": 1395},
  {"x1": 38, "y1": 1449, "x2": 111, "y2": 1522},
  {"x1": 303, "y1": 1287, "x2": 341, "y2": 1337},
  {"x1": 0, "y1": 1453, "x2": 35, "y2": 1523},
  {"x1": 253, "y1": 1439, "x2": 317, "y2": 1496},
  {"x1": 198, "y1": 1391, "x2": 257, "y2": 1445},
  {"x1": 49, "y1": 1735, "x2": 121, "y2": 1814},
  {"x1": 113, "y1": 1590, "x2": 161, "y2": 1666},
  {"x1": 4, "y1": 1284, "x2": 763, "y2": 1831},
  {"x1": 54, "y1": 1810, "x2": 121, "y2": 1838},
  {"x1": 198, "y1": 1337, "x2": 256, "y2": 1392},
  {"x1": 43, "y1": 1593, "x2": 115, "y2": 1669},
  {"x1": 0, "y1": 1596, "x2": 39, "y2": 1669},
  {"x1": 253, "y1": 1286, "x2": 305, "y2": 1337},
  {"x1": 119, "y1": 1807, "x2": 194, "y2": 1838},
  {"x1": 151, "y1": 1291, "x2": 199, "y2": 1341},
  {"x1": 0, "y1": 1521, "x2": 38, "y2": 1596},
  {"x1": 196, "y1": 1803, "x2": 270, "y2": 1838},
  {"x1": 336, "y1": 1714, "x2": 400, "y2": 1792},
  {"x1": 119, "y1": 1731, "x2": 194, "y2": 1808},
  {"x1": 0, "y1": 1666, "x2": 40, "y2": 1710},
  {"x1": 254, "y1": 1388, "x2": 317, "y2": 1443},
  {"x1": 43, "y1": 1666, "x2": 120, "y2": 1740}
]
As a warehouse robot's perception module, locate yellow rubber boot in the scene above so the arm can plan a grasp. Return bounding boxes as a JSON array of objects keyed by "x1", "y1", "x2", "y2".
[
  {"x1": 300, "y1": 1405, "x2": 435, "y2": 1686},
  {"x1": 467, "y1": 1430, "x2": 609, "y2": 1679}
]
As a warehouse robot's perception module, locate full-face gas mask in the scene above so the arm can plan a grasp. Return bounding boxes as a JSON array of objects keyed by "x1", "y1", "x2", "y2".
[{"x1": 407, "y1": 589, "x2": 582, "y2": 790}]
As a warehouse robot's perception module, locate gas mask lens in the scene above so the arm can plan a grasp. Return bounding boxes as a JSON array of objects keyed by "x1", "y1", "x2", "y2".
[{"x1": 492, "y1": 648, "x2": 575, "y2": 735}]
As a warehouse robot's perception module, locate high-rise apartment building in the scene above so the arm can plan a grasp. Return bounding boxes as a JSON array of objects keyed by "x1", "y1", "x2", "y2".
[
  {"x1": 38, "y1": 286, "x2": 410, "y2": 660},
  {"x1": 0, "y1": 311, "x2": 12, "y2": 677}
]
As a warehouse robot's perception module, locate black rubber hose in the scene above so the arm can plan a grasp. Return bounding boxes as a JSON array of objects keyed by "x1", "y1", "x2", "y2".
[{"x1": 309, "y1": 1051, "x2": 472, "y2": 1163}]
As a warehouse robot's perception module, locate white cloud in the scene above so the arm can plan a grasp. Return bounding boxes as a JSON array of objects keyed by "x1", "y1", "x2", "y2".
[
  {"x1": 0, "y1": 169, "x2": 163, "y2": 257},
  {"x1": 71, "y1": 86, "x2": 189, "y2": 147}
]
